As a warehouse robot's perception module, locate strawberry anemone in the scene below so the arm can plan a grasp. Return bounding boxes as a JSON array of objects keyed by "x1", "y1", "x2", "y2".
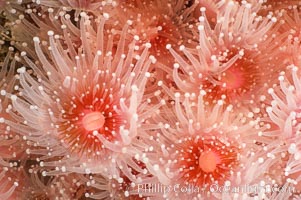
[
  {"x1": 7, "y1": 13, "x2": 155, "y2": 164},
  {"x1": 164, "y1": 1, "x2": 281, "y2": 108},
  {"x1": 150, "y1": 91, "x2": 262, "y2": 198}
]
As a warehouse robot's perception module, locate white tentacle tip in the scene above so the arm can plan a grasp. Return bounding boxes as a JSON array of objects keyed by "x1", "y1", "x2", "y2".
[
  {"x1": 198, "y1": 25, "x2": 204, "y2": 31},
  {"x1": 127, "y1": 20, "x2": 133, "y2": 25},
  {"x1": 131, "y1": 85, "x2": 138, "y2": 92},
  {"x1": 153, "y1": 164, "x2": 159, "y2": 171},
  {"x1": 103, "y1": 12, "x2": 110, "y2": 19},
  {"x1": 134, "y1": 35, "x2": 140, "y2": 41},
  {"x1": 0, "y1": 90, "x2": 6, "y2": 96},
  {"x1": 268, "y1": 88, "x2": 274, "y2": 94},
  {"x1": 266, "y1": 106, "x2": 273, "y2": 113},
  {"x1": 228, "y1": 1, "x2": 235, "y2": 6},
  {"x1": 200, "y1": 7, "x2": 206, "y2": 12},
  {"x1": 149, "y1": 55, "x2": 157, "y2": 63},
  {"x1": 11, "y1": 95, "x2": 18, "y2": 101},
  {"x1": 292, "y1": 66, "x2": 298, "y2": 72},
  {"x1": 133, "y1": 113, "x2": 138, "y2": 121},
  {"x1": 47, "y1": 31, "x2": 54, "y2": 36},
  {"x1": 17, "y1": 67, "x2": 26, "y2": 73},
  {"x1": 226, "y1": 105, "x2": 233, "y2": 111},
  {"x1": 271, "y1": 17, "x2": 277, "y2": 23},
  {"x1": 200, "y1": 90, "x2": 206, "y2": 96},
  {"x1": 145, "y1": 43, "x2": 151, "y2": 48},
  {"x1": 80, "y1": 12, "x2": 87, "y2": 17},
  {"x1": 20, "y1": 51, "x2": 26, "y2": 57},
  {"x1": 33, "y1": 37, "x2": 40, "y2": 42},
  {"x1": 173, "y1": 63, "x2": 180, "y2": 69},
  {"x1": 278, "y1": 76, "x2": 284, "y2": 81},
  {"x1": 239, "y1": 49, "x2": 244, "y2": 56}
]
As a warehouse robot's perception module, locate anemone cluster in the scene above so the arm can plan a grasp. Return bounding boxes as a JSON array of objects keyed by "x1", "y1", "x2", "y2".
[{"x1": 1, "y1": 0, "x2": 301, "y2": 199}]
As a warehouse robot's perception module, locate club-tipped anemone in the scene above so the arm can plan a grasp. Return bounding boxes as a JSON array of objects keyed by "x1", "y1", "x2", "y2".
[
  {"x1": 6, "y1": 13, "x2": 155, "y2": 164},
  {"x1": 144, "y1": 90, "x2": 262, "y2": 198},
  {"x1": 162, "y1": 1, "x2": 283, "y2": 109}
]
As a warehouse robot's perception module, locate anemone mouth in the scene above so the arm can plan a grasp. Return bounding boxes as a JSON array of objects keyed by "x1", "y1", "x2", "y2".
[
  {"x1": 198, "y1": 150, "x2": 220, "y2": 173},
  {"x1": 57, "y1": 87, "x2": 125, "y2": 157},
  {"x1": 82, "y1": 111, "x2": 105, "y2": 132},
  {"x1": 173, "y1": 135, "x2": 239, "y2": 187}
]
